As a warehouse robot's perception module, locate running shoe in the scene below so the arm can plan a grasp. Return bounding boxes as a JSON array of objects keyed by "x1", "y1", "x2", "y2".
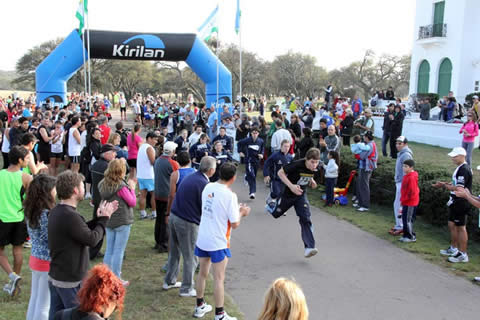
[
  {"x1": 249, "y1": 193, "x2": 255, "y2": 199},
  {"x1": 193, "y1": 302, "x2": 213, "y2": 318},
  {"x1": 440, "y1": 246, "x2": 458, "y2": 256},
  {"x1": 448, "y1": 252, "x2": 469, "y2": 263},
  {"x1": 162, "y1": 281, "x2": 181, "y2": 290},
  {"x1": 179, "y1": 288, "x2": 197, "y2": 297},
  {"x1": 4, "y1": 274, "x2": 21, "y2": 296},
  {"x1": 215, "y1": 311, "x2": 237, "y2": 320},
  {"x1": 356, "y1": 207, "x2": 369, "y2": 212},
  {"x1": 304, "y1": 248, "x2": 318, "y2": 258}
]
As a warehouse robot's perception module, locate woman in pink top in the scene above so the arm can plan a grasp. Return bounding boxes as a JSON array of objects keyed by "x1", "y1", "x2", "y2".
[
  {"x1": 459, "y1": 111, "x2": 478, "y2": 166},
  {"x1": 126, "y1": 124, "x2": 142, "y2": 180}
]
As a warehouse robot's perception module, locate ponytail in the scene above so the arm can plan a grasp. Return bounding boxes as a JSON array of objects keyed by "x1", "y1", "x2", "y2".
[{"x1": 131, "y1": 124, "x2": 141, "y2": 142}]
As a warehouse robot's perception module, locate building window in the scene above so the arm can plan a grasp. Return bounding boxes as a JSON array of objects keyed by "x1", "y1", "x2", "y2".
[
  {"x1": 438, "y1": 58, "x2": 452, "y2": 97},
  {"x1": 475, "y1": 81, "x2": 479, "y2": 92},
  {"x1": 417, "y1": 60, "x2": 430, "y2": 94}
]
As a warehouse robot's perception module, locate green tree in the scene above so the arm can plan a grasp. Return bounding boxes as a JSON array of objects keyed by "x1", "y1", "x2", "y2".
[{"x1": 13, "y1": 38, "x2": 64, "y2": 90}]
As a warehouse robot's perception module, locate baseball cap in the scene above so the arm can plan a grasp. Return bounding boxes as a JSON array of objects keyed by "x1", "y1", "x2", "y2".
[
  {"x1": 448, "y1": 147, "x2": 467, "y2": 157},
  {"x1": 473, "y1": 95, "x2": 479, "y2": 99},
  {"x1": 100, "y1": 144, "x2": 116, "y2": 153},
  {"x1": 396, "y1": 136, "x2": 408, "y2": 143},
  {"x1": 163, "y1": 141, "x2": 178, "y2": 154}
]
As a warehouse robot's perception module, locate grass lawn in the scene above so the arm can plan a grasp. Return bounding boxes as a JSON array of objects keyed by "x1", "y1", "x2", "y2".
[{"x1": 0, "y1": 189, "x2": 242, "y2": 320}]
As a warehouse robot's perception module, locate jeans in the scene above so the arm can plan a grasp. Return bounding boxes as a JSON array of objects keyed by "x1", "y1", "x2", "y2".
[
  {"x1": 245, "y1": 162, "x2": 258, "y2": 194},
  {"x1": 271, "y1": 194, "x2": 315, "y2": 248},
  {"x1": 104, "y1": 224, "x2": 132, "y2": 278},
  {"x1": 393, "y1": 182, "x2": 403, "y2": 230},
  {"x1": 155, "y1": 200, "x2": 169, "y2": 250},
  {"x1": 27, "y1": 270, "x2": 50, "y2": 320},
  {"x1": 325, "y1": 178, "x2": 337, "y2": 205},
  {"x1": 355, "y1": 169, "x2": 372, "y2": 209},
  {"x1": 48, "y1": 282, "x2": 80, "y2": 320},
  {"x1": 381, "y1": 132, "x2": 391, "y2": 157},
  {"x1": 402, "y1": 206, "x2": 417, "y2": 239},
  {"x1": 164, "y1": 214, "x2": 198, "y2": 294},
  {"x1": 462, "y1": 141, "x2": 474, "y2": 166}
]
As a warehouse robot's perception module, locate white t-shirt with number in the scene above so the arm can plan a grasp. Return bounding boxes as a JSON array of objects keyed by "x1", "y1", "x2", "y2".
[{"x1": 196, "y1": 182, "x2": 240, "y2": 251}]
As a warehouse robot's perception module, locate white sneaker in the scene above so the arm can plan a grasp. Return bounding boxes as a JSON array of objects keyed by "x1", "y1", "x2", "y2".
[
  {"x1": 474, "y1": 276, "x2": 480, "y2": 282},
  {"x1": 4, "y1": 274, "x2": 21, "y2": 296},
  {"x1": 120, "y1": 279, "x2": 130, "y2": 287},
  {"x1": 352, "y1": 202, "x2": 359, "y2": 208},
  {"x1": 193, "y1": 302, "x2": 213, "y2": 318},
  {"x1": 356, "y1": 207, "x2": 369, "y2": 212},
  {"x1": 215, "y1": 311, "x2": 237, "y2": 320},
  {"x1": 448, "y1": 252, "x2": 469, "y2": 263},
  {"x1": 304, "y1": 248, "x2": 318, "y2": 258},
  {"x1": 440, "y1": 246, "x2": 458, "y2": 256},
  {"x1": 85, "y1": 193, "x2": 92, "y2": 200},
  {"x1": 179, "y1": 288, "x2": 197, "y2": 297},
  {"x1": 249, "y1": 193, "x2": 255, "y2": 199},
  {"x1": 150, "y1": 212, "x2": 157, "y2": 220},
  {"x1": 162, "y1": 281, "x2": 181, "y2": 290},
  {"x1": 352, "y1": 195, "x2": 357, "y2": 202},
  {"x1": 140, "y1": 212, "x2": 148, "y2": 220}
]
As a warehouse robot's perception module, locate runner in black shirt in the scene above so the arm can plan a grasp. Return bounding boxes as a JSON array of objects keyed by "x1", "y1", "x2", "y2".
[
  {"x1": 266, "y1": 148, "x2": 321, "y2": 258},
  {"x1": 433, "y1": 147, "x2": 472, "y2": 263}
]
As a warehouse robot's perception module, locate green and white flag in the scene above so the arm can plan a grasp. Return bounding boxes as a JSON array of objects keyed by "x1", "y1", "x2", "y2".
[
  {"x1": 198, "y1": 5, "x2": 219, "y2": 42},
  {"x1": 76, "y1": 0, "x2": 88, "y2": 35}
]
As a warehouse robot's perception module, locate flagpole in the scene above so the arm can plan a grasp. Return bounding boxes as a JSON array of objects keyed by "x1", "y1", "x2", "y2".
[
  {"x1": 81, "y1": 32, "x2": 88, "y2": 99},
  {"x1": 86, "y1": 8, "x2": 92, "y2": 111},
  {"x1": 216, "y1": 3, "x2": 220, "y2": 110},
  {"x1": 239, "y1": 21, "x2": 242, "y2": 109}
]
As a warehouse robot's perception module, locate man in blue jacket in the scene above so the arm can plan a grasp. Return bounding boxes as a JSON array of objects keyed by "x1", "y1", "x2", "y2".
[
  {"x1": 238, "y1": 127, "x2": 264, "y2": 199},
  {"x1": 263, "y1": 139, "x2": 293, "y2": 208}
]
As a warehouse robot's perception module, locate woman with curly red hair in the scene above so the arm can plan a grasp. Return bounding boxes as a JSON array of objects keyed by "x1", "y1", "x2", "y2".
[{"x1": 53, "y1": 264, "x2": 125, "y2": 320}]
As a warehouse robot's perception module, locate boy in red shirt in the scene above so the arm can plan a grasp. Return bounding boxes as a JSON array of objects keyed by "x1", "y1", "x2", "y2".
[{"x1": 399, "y1": 159, "x2": 419, "y2": 242}]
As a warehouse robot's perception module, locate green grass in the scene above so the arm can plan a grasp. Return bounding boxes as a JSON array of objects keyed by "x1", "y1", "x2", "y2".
[{"x1": 0, "y1": 197, "x2": 242, "y2": 320}]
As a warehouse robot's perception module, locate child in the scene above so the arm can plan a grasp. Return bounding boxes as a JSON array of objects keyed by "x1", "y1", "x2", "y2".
[
  {"x1": 238, "y1": 127, "x2": 264, "y2": 199},
  {"x1": 266, "y1": 148, "x2": 321, "y2": 258},
  {"x1": 263, "y1": 139, "x2": 293, "y2": 208},
  {"x1": 322, "y1": 151, "x2": 339, "y2": 207},
  {"x1": 350, "y1": 135, "x2": 370, "y2": 158},
  {"x1": 399, "y1": 159, "x2": 419, "y2": 242}
]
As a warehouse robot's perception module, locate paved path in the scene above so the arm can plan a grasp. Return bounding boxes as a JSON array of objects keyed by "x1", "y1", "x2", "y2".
[{"x1": 226, "y1": 179, "x2": 480, "y2": 320}]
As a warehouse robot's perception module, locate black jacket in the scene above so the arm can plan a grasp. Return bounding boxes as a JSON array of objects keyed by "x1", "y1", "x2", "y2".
[
  {"x1": 340, "y1": 116, "x2": 354, "y2": 136},
  {"x1": 382, "y1": 111, "x2": 393, "y2": 133},
  {"x1": 390, "y1": 112, "x2": 404, "y2": 137}
]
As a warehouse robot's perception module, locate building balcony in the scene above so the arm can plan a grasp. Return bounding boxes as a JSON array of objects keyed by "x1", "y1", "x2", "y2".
[{"x1": 417, "y1": 23, "x2": 447, "y2": 47}]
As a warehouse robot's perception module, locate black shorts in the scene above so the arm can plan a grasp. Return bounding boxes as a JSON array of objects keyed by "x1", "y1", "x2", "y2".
[
  {"x1": 448, "y1": 201, "x2": 468, "y2": 226},
  {"x1": 38, "y1": 150, "x2": 51, "y2": 164},
  {"x1": 0, "y1": 220, "x2": 28, "y2": 246},
  {"x1": 127, "y1": 159, "x2": 137, "y2": 168},
  {"x1": 70, "y1": 156, "x2": 81, "y2": 164},
  {"x1": 51, "y1": 152, "x2": 63, "y2": 159},
  {"x1": 120, "y1": 107, "x2": 126, "y2": 112}
]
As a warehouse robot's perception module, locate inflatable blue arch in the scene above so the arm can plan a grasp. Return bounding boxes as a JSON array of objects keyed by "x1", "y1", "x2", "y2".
[{"x1": 36, "y1": 29, "x2": 232, "y2": 109}]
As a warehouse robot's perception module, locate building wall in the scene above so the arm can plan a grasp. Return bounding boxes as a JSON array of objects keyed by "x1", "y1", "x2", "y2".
[{"x1": 409, "y1": 0, "x2": 480, "y2": 103}]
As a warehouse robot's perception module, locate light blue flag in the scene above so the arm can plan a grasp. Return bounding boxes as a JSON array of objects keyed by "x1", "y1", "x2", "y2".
[{"x1": 235, "y1": 0, "x2": 241, "y2": 34}]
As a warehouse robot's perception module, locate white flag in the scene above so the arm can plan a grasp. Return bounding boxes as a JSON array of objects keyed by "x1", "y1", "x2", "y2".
[{"x1": 198, "y1": 5, "x2": 219, "y2": 42}]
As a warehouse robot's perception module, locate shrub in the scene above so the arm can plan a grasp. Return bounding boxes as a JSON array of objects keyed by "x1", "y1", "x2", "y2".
[
  {"x1": 338, "y1": 146, "x2": 480, "y2": 239},
  {"x1": 464, "y1": 92, "x2": 480, "y2": 109}
]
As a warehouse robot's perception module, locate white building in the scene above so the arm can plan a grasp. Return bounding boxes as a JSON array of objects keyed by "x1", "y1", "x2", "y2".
[{"x1": 409, "y1": 0, "x2": 480, "y2": 103}]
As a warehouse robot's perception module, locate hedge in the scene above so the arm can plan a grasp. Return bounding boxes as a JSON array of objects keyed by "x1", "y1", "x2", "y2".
[{"x1": 337, "y1": 146, "x2": 480, "y2": 239}]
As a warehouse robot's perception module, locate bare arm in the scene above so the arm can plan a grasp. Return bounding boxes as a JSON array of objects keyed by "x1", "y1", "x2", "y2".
[
  {"x1": 230, "y1": 204, "x2": 251, "y2": 229},
  {"x1": 73, "y1": 128, "x2": 81, "y2": 144},
  {"x1": 166, "y1": 171, "x2": 178, "y2": 215},
  {"x1": 147, "y1": 146, "x2": 156, "y2": 165}
]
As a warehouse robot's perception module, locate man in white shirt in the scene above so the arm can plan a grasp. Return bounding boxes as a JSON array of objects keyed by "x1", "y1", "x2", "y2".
[
  {"x1": 271, "y1": 119, "x2": 292, "y2": 152},
  {"x1": 137, "y1": 132, "x2": 159, "y2": 219},
  {"x1": 189, "y1": 125, "x2": 204, "y2": 146},
  {"x1": 193, "y1": 163, "x2": 250, "y2": 320}
]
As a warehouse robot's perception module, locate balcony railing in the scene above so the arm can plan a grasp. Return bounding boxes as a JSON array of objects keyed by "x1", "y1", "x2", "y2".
[{"x1": 418, "y1": 23, "x2": 447, "y2": 40}]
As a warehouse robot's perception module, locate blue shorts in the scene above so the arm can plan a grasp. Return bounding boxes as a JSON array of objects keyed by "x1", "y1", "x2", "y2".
[
  {"x1": 195, "y1": 246, "x2": 231, "y2": 263},
  {"x1": 138, "y1": 178, "x2": 155, "y2": 192}
]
